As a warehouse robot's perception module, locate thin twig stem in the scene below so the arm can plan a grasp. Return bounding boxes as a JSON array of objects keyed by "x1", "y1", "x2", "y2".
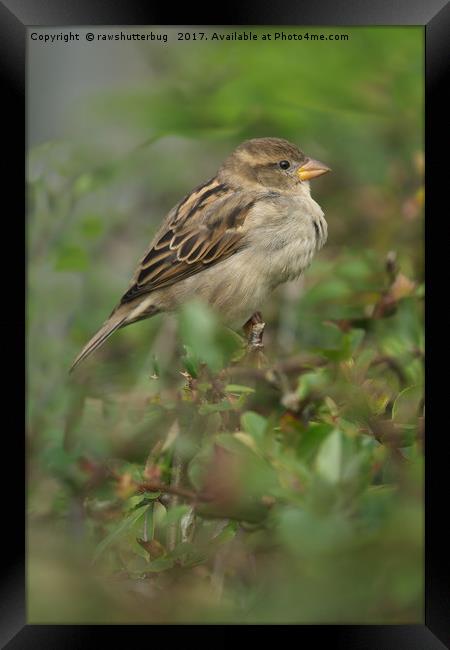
[{"x1": 137, "y1": 480, "x2": 210, "y2": 502}]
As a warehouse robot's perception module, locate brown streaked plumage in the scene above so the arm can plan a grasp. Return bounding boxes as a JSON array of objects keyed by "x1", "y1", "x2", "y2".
[{"x1": 70, "y1": 137, "x2": 330, "y2": 371}]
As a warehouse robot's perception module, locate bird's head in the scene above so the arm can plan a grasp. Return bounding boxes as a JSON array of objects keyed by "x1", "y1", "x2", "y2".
[{"x1": 219, "y1": 137, "x2": 331, "y2": 192}]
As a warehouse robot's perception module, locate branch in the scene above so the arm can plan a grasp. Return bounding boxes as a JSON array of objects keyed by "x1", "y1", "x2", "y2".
[{"x1": 136, "y1": 480, "x2": 212, "y2": 503}]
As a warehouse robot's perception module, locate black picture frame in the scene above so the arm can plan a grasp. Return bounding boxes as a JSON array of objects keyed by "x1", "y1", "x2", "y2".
[{"x1": 4, "y1": 0, "x2": 448, "y2": 646}]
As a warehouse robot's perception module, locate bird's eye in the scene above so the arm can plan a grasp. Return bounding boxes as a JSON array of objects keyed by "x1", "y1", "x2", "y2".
[{"x1": 279, "y1": 160, "x2": 290, "y2": 170}]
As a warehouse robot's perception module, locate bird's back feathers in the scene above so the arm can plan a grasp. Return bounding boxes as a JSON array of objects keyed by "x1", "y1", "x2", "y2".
[{"x1": 119, "y1": 179, "x2": 257, "y2": 304}]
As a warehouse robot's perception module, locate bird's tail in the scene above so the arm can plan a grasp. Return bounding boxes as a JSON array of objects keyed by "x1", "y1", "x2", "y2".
[{"x1": 69, "y1": 312, "x2": 127, "y2": 373}]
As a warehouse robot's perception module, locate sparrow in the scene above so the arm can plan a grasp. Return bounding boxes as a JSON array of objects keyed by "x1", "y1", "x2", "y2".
[{"x1": 70, "y1": 137, "x2": 330, "y2": 371}]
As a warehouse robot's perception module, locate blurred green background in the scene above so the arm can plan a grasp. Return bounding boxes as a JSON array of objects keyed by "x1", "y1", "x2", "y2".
[{"x1": 27, "y1": 26, "x2": 424, "y2": 623}]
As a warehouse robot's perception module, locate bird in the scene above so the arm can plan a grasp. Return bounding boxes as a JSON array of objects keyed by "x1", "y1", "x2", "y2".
[{"x1": 70, "y1": 137, "x2": 330, "y2": 372}]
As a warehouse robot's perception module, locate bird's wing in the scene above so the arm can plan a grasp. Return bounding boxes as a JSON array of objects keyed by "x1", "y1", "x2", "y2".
[{"x1": 119, "y1": 177, "x2": 258, "y2": 304}]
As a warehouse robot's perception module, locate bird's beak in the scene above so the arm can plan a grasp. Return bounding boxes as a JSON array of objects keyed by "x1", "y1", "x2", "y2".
[{"x1": 297, "y1": 158, "x2": 331, "y2": 181}]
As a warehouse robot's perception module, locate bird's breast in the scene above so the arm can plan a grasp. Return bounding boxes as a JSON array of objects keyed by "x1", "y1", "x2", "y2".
[{"x1": 250, "y1": 194, "x2": 327, "y2": 286}]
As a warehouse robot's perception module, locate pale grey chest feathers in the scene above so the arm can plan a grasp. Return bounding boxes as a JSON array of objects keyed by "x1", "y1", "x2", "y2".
[{"x1": 264, "y1": 202, "x2": 328, "y2": 287}]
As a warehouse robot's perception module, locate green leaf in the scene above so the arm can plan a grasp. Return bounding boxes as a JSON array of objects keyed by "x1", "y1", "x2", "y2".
[
  {"x1": 225, "y1": 384, "x2": 255, "y2": 395},
  {"x1": 315, "y1": 430, "x2": 343, "y2": 484},
  {"x1": 318, "y1": 329, "x2": 365, "y2": 363},
  {"x1": 296, "y1": 371, "x2": 327, "y2": 400},
  {"x1": 164, "y1": 504, "x2": 191, "y2": 526},
  {"x1": 198, "y1": 399, "x2": 237, "y2": 414},
  {"x1": 135, "y1": 492, "x2": 161, "y2": 503},
  {"x1": 178, "y1": 300, "x2": 241, "y2": 372},
  {"x1": 297, "y1": 422, "x2": 335, "y2": 462},
  {"x1": 93, "y1": 506, "x2": 148, "y2": 564},
  {"x1": 178, "y1": 300, "x2": 222, "y2": 372},
  {"x1": 211, "y1": 521, "x2": 238, "y2": 545},
  {"x1": 181, "y1": 344, "x2": 200, "y2": 378},
  {"x1": 392, "y1": 385, "x2": 423, "y2": 424},
  {"x1": 277, "y1": 507, "x2": 354, "y2": 556},
  {"x1": 241, "y1": 411, "x2": 268, "y2": 442},
  {"x1": 188, "y1": 441, "x2": 214, "y2": 491},
  {"x1": 128, "y1": 495, "x2": 160, "y2": 511}
]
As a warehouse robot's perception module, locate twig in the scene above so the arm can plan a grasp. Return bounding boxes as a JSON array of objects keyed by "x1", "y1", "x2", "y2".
[
  {"x1": 137, "y1": 480, "x2": 211, "y2": 503},
  {"x1": 105, "y1": 463, "x2": 210, "y2": 503}
]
